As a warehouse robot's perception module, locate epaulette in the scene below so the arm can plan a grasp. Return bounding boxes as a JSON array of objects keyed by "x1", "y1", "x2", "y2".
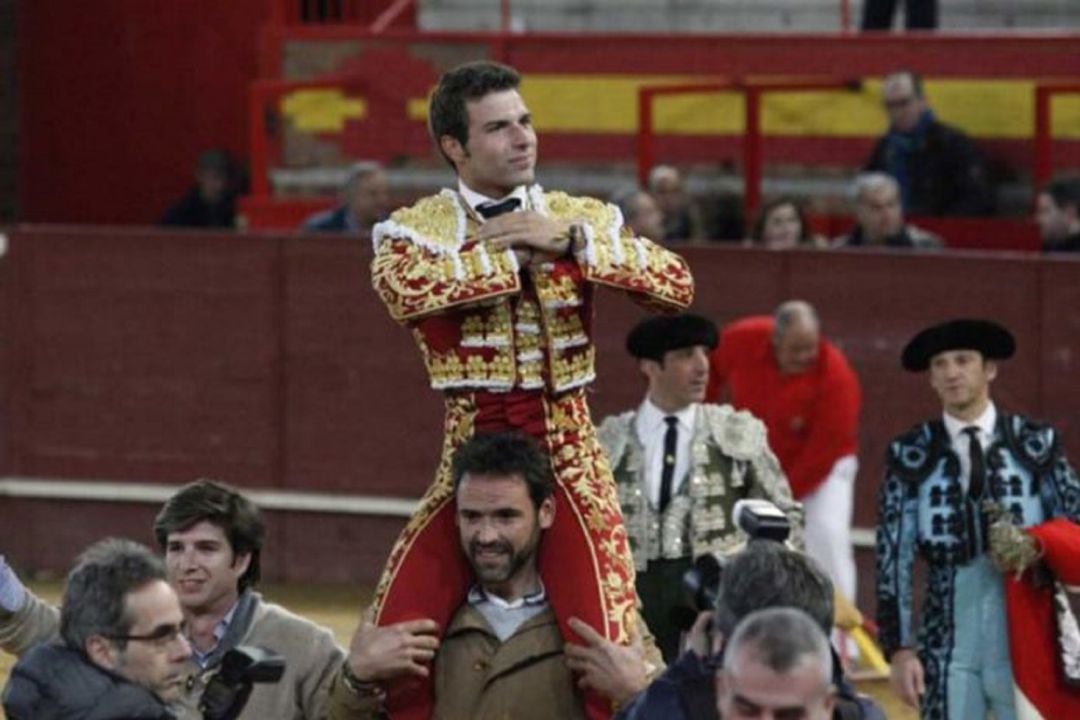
[
  {"x1": 542, "y1": 191, "x2": 622, "y2": 238},
  {"x1": 1000, "y1": 413, "x2": 1059, "y2": 473},
  {"x1": 372, "y1": 189, "x2": 465, "y2": 256},
  {"x1": 886, "y1": 421, "x2": 945, "y2": 484},
  {"x1": 596, "y1": 411, "x2": 635, "y2": 467},
  {"x1": 701, "y1": 404, "x2": 767, "y2": 461}
]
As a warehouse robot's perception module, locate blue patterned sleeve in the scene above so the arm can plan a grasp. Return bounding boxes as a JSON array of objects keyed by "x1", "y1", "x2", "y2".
[{"x1": 875, "y1": 446, "x2": 918, "y2": 659}]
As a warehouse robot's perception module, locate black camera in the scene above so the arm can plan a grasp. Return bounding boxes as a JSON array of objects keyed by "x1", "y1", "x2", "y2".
[
  {"x1": 200, "y1": 646, "x2": 286, "y2": 720},
  {"x1": 676, "y1": 499, "x2": 792, "y2": 622}
]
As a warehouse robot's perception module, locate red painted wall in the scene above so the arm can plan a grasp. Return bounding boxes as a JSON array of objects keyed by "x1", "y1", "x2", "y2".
[{"x1": 18, "y1": 0, "x2": 270, "y2": 224}]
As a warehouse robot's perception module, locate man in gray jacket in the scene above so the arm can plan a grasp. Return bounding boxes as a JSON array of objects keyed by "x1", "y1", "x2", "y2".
[{"x1": 0, "y1": 479, "x2": 344, "y2": 719}]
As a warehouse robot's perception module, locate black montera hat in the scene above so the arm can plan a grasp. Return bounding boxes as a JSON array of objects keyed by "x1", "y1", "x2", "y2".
[
  {"x1": 901, "y1": 318, "x2": 1015, "y2": 372},
  {"x1": 626, "y1": 313, "x2": 718, "y2": 361}
]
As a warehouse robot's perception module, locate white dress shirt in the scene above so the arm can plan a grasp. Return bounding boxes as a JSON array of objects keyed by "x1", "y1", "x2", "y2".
[
  {"x1": 634, "y1": 399, "x2": 697, "y2": 508},
  {"x1": 943, "y1": 401, "x2": 997, "y2": 493}
]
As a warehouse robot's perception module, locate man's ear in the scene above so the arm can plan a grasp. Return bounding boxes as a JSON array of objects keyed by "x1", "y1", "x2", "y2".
[
  {"x1": 232, "y1": 551, "x2": 252, "y2": 578},
  {"x1": 639, "y1": 358, "x2": 661, "y2": 382},
  {"x1": 85, "y1": 634, "x2": 119, "y2": 670},
  {"x1": 985, "y1": 360, "x2": 998, "y2": 383},
  {"x1": 440, "y1": 135, "x2": 466, "y2": 167},
  {"x1": 538, "y1": 496, "x2": 556, "y2": 530}
]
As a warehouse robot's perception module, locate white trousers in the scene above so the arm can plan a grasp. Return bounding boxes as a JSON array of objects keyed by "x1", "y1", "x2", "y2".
[{"x1": 801, "y1": 454, "x2": 858, "y2": 603}]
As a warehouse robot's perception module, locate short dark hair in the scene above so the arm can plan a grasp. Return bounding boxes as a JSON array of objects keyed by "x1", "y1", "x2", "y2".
[
  {"x1": 1043, "y1": 177, "x2": 1080, "y2": 212},
  {"x1": 60, "y1": 538, "x2": 167, "y2": 652},
  {"x1": 714, "y1": 540, "x2": 834, "y2": 638},
  {"x1": 153, "y1": 479, "x2": 265, "y2": 592},
  {"x1": 428, "y1": 61, "x2": 522, "y2": 168},
  {"x1": 750, "y1": 196, "x2": 811, "y2": 245},
  {"x1": 451, "y1": 432, "x2": 555, "y2": 509}
]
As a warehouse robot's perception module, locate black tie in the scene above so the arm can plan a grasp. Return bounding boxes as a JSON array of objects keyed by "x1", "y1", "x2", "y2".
[
  {"x1": 964, "y1": 426, "x2": 986, "y2": 499},
  {"x1": 963, "y1": 426, "x2": 987, "y2": 558},
  {"x1": 659, "y1": 416, "x2": 678, "y2": 512},
  {"x1": 476, "y1": 197, "x2": 521, "y2": 219}
]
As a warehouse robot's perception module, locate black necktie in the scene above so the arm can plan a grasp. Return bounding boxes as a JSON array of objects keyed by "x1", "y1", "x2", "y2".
[
  {"x1": 964, "y1": 426, "x2": 986, "y2": 499},
  {"x1": 963, "y1": 426, "x2": 987, "y2": 558},
  {"x1": 476, "y1": 197, "x2": 521, "y2": 219},
  {"x1": 659, "y1": 416, "x2": 678, "y2": 512}
]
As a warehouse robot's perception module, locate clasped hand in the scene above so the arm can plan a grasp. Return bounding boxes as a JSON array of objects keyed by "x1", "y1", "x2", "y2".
[{"x1": 478, "y1": 211, "x2": 572, "y2": 266}]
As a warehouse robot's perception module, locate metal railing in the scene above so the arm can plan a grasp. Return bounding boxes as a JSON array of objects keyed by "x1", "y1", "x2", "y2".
[
  {"x1": 636, "y1": 78, "x2": 859, "y2": 223},
  {"x1": 1033, "y1": 82, "x2": 1080, "y2": 191}
]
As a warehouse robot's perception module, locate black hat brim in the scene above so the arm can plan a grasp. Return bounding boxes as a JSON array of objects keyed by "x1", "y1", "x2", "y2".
[{"x1": 901, "y1": 319, "x2": 1015, "y2": 372}]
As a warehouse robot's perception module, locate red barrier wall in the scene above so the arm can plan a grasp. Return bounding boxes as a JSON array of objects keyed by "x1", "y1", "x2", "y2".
[
  {"x1": 3, "y1": 227, "x2": 1080, "y2": 610},
  {"x1": 18, "y1": 1, "x2": 271, "y2": 224}
]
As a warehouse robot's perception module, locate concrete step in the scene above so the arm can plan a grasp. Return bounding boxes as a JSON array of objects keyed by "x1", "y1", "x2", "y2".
[{"x1": 417, "y1": 0, "x2": 1080, "y2": 32}]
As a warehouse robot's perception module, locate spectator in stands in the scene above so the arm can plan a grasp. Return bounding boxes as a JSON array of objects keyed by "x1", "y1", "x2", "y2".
[
  {"x1": 649, "y1": 165, "x2": 707, "y2": 242},
  {"x1": 302, "y1": 161, "x2": 391, "y2": 237},
  {"x1": 747, "y1": 197, "x2": 828, "y2": 249},
  {"x1": 1035, "y1": 177, "x2": 1080, "y2": 252},
  {"x1": 3, "y1": 538, "x2": 191, "y2": 720},
  {"x1": 861, "y1": 0, "x2": 937, "y2": 30},
  {"x1": 613, "y1": 188, "x2": 666, "y2": 242},
  {"x1": 616, "y1": 540, "x2": 884, "y2": 720},
  {"x1": 162, "y1": 149, "x2": 239, "y2": 228},
  {"x1": 0, "y1": 479, "x2": 344, "y2": 720},
  {"x1": 865, "y1": 71, "x2": 993, "y2": 217},
  {"x1": 834, "y1": 173, "x2": 942, "y2": 249},
  {"x1": 328, "y1": 433, "x2": 661, "y2": 719}
]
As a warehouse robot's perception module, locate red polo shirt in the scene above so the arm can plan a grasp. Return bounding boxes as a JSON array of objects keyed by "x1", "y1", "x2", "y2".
[{"x1": 706, "y1": 316, "x2": 861, "y2": 499}]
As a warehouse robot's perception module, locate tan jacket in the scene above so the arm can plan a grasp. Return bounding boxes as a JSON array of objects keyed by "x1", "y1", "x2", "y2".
[
  {"x1": 328, "y1": 603, "x2": 665, "y2": 720},
  {"x1": 0, "y1": 588, "x2": 343, "y2": 720},
  {"x1": 328, "y1": 605, "x2": 584, "y2": 720}
]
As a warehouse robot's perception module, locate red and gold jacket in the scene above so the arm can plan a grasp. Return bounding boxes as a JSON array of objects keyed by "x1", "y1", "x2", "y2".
[{"x1": 371, "y1": 186, "x2": 694, "y2": 394}]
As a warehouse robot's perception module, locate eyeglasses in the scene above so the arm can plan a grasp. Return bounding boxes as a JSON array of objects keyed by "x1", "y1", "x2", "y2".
[{"x1": 107, "y1": 622, "x2": 187, "y2": 648}]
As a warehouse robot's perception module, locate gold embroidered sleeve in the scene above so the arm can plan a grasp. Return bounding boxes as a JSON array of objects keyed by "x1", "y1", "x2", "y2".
[
  {"x1": 371, "y1": 236, "x2": 521, "y2": 322},
  {"x1": 544, "y1": 192, "x2": 693, "y2": 310}
]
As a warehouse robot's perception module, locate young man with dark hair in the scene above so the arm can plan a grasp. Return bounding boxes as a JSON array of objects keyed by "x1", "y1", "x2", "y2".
[
  {"x1": 3, "y1": 538, "x2": 191, "y2": 719},
  {"x1": 0, "y1": 479, "x2": 344, "y2": 719},
  {"x1": 366, "y1": 60, "x2": 692, "y2": 719},
  {"x1": 597, "y1": 312, "x2": 800, "y2": 661},
  {"x1": 330, "y1": 433, "x2": 661, "y2": 720},
  {"x1": 876, "y1": 319, "x2": 1080, "y2": 719}
]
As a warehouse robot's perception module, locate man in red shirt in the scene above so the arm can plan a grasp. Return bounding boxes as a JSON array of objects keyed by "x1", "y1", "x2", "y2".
[{"x1": 706, "y1": 301, "x2": 861, "y2": 606}]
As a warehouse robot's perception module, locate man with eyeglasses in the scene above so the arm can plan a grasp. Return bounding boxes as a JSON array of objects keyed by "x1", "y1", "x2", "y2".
[
  {"x1": 3, "y1": 538, "x2": 192, "y2": 719},
  {"x1": 864, "y1": 70, "x2": 993, "y2": 217},
  {"x1": 0, "y1": 480, "x2": 344, "y2": 719}
]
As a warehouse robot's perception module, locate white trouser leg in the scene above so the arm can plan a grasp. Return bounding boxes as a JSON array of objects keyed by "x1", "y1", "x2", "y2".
[{"x1": 800, "y1": 455, "x2": 858, "y2": 602}]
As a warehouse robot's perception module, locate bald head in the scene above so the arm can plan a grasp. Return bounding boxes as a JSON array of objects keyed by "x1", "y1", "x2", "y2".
[
  {"x1": 773, "y1": 301, "x2": 821, "y2": 375},
  {"x1": 648, "y1": 165, "x2": 685, "y2": 217}
]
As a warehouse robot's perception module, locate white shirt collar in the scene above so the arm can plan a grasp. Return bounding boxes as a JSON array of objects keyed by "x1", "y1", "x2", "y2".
[
  {"x1": 457, "y1": 180, "x2": 529, "y2": 217},
  {"x1": 467, "y1": 581, "x2": 547, "y2": 610},
  {"x1": 943, "y1": 401, "x2": 997, "y2": 443},
  {"x1": 638, "y1": 397, "x2": 696, "y2": 436}
]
